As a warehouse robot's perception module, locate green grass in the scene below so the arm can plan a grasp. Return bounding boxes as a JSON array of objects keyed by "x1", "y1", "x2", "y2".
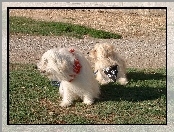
[
  {"x1": 9, "y1": 16, "x2": 122, "y2": 39},
  {"x1": 9, "y1": 63, "x2": 166, "y2": 124}
]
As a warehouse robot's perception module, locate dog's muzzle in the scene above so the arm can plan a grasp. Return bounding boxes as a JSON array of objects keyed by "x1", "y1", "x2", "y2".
[
  {"x1": 34, "y1": 64, "x2": 38, "y2": 69},
  {"x1": 37, "y1": 67, "x2": 46, "y2": 73}
]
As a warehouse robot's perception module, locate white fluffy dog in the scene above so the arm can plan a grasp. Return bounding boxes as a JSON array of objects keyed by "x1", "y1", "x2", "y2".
[
  {"x1": 88, "y1": 43, "x2": 128, "y2": 85},
  {"x1": 37, "y1": 47, "x2": 100, "y2": 107}
]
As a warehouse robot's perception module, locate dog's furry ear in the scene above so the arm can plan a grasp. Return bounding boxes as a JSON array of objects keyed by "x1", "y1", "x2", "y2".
[
  {"x1": 57, "y1": 52, "x2": 76, "y2": 74},
  {"x1": 60, "y1": 59, "x2": 71, "y2": 71},
  {"x1": 43, "y1": 58, "x2": 48, "y2": 65},
  {"x1": 54, "y1": 53, "x2": 69, "y2": 71},
  {"x1": 88, "y1": 49, "x2": 97, "y2": 59},
  {"x1": 105, "y1": 44, "x2": 115, "y2": 58}
]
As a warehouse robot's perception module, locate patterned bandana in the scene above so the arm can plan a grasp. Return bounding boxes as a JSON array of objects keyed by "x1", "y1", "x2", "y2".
[
  {"x1": 69, "y1": 49, "x2": 82, "y2": 82},
  {"x1": 103, "y1": 65, "x2": 118, "y2": 82}
]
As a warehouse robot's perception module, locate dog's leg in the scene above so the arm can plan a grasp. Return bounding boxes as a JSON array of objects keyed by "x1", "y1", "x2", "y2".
[
  {"x1": 118, "y1": 77, "x2": 128, "y2": 85},
  {"x1": 83, "y1": 94, "x2": 94, "y2": 105},
  {"x1": 59, "y1": 84, "x2": 64, "y2": 97},
  {"x1": 116, "y1": 60, "x2": 128, "y2": 85},
  {"x1": 96, "y1": 71, "x2": 109, "y2": 85},
  {"x1": 59, "y1": 84, "x2": 74, "y2": 107},
  {"x1": 117, "y1": 71, "x2": 128, "y2": 85}
]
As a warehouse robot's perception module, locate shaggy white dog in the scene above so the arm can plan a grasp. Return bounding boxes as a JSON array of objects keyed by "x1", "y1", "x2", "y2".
[
  {"x1": 88, "y1": 43, "x2": 128, "y2": 85},
  {"x1": 37, "y1": 47, "x2": 100, "y2": 107}
]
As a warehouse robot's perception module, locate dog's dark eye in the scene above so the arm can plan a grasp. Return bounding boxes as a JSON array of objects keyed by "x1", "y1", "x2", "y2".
[{"x1": 44, "y1": 59, "x2": 48, "y2": 64}]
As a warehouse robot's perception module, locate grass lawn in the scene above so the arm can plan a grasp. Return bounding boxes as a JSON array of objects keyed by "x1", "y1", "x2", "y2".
[
  {"x1": 9, "y1": 16, "x2": 122, "y2": 39},
  {"x1": 8, "y1": 15, "x2": 166, "y2": 124},
  {"x1": 8, "y1": 63, "x2": 166, "y2": 124}
]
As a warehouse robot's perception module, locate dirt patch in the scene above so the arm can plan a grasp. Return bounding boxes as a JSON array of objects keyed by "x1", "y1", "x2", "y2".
[
  {"x1": 9, "y1": 9, "x2": 166, "y2": 69},
  {"x1": 9, "y1": 9, "x2": 166, "y2": 39}
]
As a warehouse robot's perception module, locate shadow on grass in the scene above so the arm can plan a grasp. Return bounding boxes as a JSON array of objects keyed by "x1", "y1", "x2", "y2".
[
  {"x1": 127, "y1": 70, "x2": 166, "y2": 81},
  {"x1": 100, "y1": 71, "x2": 166, "y2": 102}
]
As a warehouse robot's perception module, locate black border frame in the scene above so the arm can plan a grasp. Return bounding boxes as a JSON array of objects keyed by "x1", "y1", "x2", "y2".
[{"x1": 7, "y1": 6, "x2": 167, "y2": 125}]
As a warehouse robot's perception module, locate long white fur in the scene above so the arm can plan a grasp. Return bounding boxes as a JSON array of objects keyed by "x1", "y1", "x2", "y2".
[
  {"x1": 37, "y1": 47, "x2": 100, "y2": 107},
  {"x1": 89, "y1": 43, "x2": 128, "y2": 85}
]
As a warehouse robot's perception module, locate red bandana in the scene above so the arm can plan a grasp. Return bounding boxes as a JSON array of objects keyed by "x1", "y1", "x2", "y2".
[{"x1": 69, "y1": 49, "x2": 82, "y2": 82}]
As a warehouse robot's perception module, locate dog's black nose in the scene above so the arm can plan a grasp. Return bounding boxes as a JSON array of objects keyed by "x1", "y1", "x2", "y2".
[
  {"x1": 34, "y1": 65, "x2": 38, "y2": 69},
  {"x1": 41, "y1": 70, "x2": 46, "y2": 73}
]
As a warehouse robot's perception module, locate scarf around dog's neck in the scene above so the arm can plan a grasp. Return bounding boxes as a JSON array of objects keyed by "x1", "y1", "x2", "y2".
[
  {"x1": 103, "y1": 65, "x2": 118, "y2": 82},
  {"x1": 68, "y1": 49, "x2": 82, "y2": 82},
  {"x1": 94, "y1": 65, "x2": 118, "y2": 82}
]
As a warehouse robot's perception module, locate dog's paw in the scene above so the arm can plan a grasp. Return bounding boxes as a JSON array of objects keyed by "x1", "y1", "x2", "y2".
[
  {"x1": 59, "y1": 101, "x2": 72, "y2": 107},
  {"x1": 118, "y1": 77, "x2": 128, "y2": 85},
  {"x1": 83, "y1": 98, "x2": 94, "y2": 105},
  {"x1": 100, "y1": 81, "x2": 108, "y2": 85}
]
